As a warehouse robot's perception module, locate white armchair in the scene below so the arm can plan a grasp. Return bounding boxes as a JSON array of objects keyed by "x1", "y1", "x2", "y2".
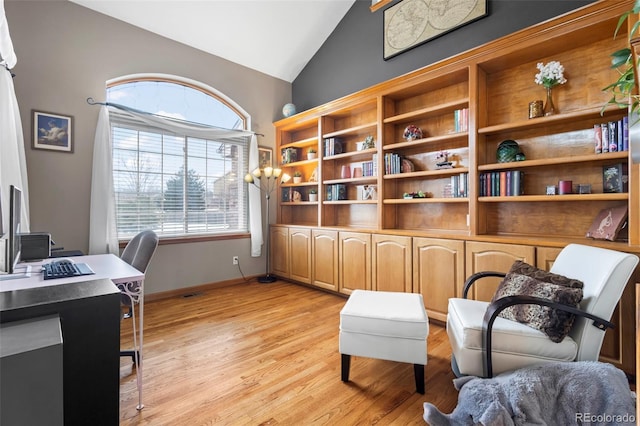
[{"x1": 447, "y1": 244, "x2": 638, "y2": 378}]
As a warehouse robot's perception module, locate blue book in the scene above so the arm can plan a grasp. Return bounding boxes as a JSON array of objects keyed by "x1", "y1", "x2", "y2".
[{"x1": 622, "y1": 116, "x2": 629, "y2": 151}]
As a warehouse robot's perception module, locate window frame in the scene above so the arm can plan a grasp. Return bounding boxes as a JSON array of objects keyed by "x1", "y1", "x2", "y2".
[{"x1": 107, "y1": 74, "x2": 252, "y2": 244}]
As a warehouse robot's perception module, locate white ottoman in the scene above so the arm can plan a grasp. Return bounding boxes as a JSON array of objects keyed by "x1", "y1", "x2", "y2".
[{"x1": 339, "y1": 289, "x2": 429, "y2": 394}]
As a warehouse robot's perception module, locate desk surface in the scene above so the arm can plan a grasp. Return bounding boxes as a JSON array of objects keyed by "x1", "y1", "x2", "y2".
[{"x1": 0, "y1": 254, "x2": 144, "y2": 293}]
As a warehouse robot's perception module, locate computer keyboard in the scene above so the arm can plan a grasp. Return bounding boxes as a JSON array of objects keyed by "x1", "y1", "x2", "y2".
[{"x1": 43, "y1": 260, "x2": 95, "y2": 280}]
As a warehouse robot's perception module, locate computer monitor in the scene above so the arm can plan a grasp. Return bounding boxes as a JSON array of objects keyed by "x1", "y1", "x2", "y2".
[{"x1": 0, "y1": 185, "x2": 30, "y2": 280}]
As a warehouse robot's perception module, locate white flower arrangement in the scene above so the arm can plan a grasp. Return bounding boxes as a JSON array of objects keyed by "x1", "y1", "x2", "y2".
[{"x1": 534, "y1": 61, "x2": 567, "y2": 89}]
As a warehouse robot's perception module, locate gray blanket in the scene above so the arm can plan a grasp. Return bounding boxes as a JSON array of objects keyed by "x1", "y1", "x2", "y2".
[{"x1": 423, "y1": 361, "x2": 636, "y2": 425}]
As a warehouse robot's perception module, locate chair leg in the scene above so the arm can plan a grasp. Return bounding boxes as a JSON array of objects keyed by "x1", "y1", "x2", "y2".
[
  {"x1": 120, "y1": 349, "x2": 139, "y2": 365},
  {"x1": 341, "y1": 354, "x2": 351, "y2": 382},
  {"x1": 414, "y1": 364, "x2": 425, "y2": 394}
]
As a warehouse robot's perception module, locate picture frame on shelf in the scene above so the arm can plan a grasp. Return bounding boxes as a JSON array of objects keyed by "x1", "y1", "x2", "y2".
[
  {"x1": 258, "y1": 146, "x2": 272, "y2": 168},
  {"x1": 383, "y1": 0, "x2": 488, "y2": 60},
  {"x1": 32, "y1": 110, "x2": 73, "y2": 153}
]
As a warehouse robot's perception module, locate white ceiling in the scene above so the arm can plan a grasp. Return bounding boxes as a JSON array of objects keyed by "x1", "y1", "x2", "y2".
[{"x1": 69, "y1": 0, "x2": 356, "y2": 83}]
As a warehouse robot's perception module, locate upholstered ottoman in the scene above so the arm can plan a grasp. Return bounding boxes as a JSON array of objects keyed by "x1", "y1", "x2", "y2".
[{"x1": 339, "y1": 289, "x2": 429, "y2": 394}]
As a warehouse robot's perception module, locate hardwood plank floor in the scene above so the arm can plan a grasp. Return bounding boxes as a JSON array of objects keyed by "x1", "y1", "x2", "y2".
[{"x1": 119, "y1": 281, "x2": 458, "y2": 425}]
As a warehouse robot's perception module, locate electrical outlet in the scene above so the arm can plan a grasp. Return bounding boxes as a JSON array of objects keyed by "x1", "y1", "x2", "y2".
[{"x1": 233, "y1": 256, "x2": 239, "y2": 265}]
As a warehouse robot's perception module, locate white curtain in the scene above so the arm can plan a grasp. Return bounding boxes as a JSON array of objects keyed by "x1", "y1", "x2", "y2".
[
  {"x1": 248, "y1": 134, "x2": 262, "y2": 256},
  {"x1": 88, "y1": 101, "x2": 261, "y2": 254},
  {"x1": 0, "y1": 0, "x2": 29, "y2": 232},
  {"x1": 89, "y1": 106, "x2": 118, "y2": 255}
]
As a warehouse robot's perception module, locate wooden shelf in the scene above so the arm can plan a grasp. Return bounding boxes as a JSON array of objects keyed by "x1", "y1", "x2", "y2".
[
  {"x1": 383, "y1": 132, "x2": 468, "y2": 151},
  {"x1": 280, "y1": 136, "x2": 318, "y2": 150},
  {"x1": 282, "y1": 182, "x2": 318, "y2": 188},
  {"x1": 280, "y1": 158, "x2": 318, "y2": 168},
  {"x1": 323, "y1": 148, "x2": 377, "y2": 162},
  {"x1": 478, "y1": 152, "x2": 629, "y2": 171},
  {"x1": 384, "y1": 167, "x2": 469, "y2": 179},
  {"x1": 479, "y1": 193, "x2": 628, "y2": 202},
  {"x1": 323, "y1": 200, "x2": 378, "y2": 205},
  {"x1": 322, "y1": 122, "x2": 377, "y2": 139},
  {"x1": 478, "y1": 105, "x2": 624, "y2": 135},
  {"x1": 384, "y1": 197, "x2": 469, "y2": 204},
  {"x1": 323, "y1": 176, "x2": 377, "y2": 185},
  {"x1": 281, "y1": 201, "x2": 318, "y2": 206},
  {"x1": 384, "y1": 99, "x2": 469, "y2": 124}
]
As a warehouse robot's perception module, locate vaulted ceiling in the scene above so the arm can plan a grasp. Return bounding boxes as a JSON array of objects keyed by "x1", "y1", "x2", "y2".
[{"x1": 69, "y1": 0, "x2": 357, "y2": 83}]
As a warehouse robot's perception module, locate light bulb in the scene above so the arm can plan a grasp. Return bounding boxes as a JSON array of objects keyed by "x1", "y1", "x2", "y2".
[
  {"x1": 252, "y1": 167, "x2": 261, "y2": 177},
  {"x1": 281, "y1": 173, "x2": 291, "y2": 183},
  {"x1": 244, "y1": 173, "x2": 254, "y2": 183},
  {"x1": 264, "y1": 167, "x2": 273, "y2": 177},
  {"x1": 273, "y1": 168, "x2": 282, "y2": 178}
]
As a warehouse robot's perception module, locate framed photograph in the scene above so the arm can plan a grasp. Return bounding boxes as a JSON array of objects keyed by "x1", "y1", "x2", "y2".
[
  {"x1": 258, "y1": 146, "x2": 272, "y2": 169},
  {"x1": 383, "y1": 0, "x2": 488, "y2": 60},
  {"x1": 32, "y1": 110, "x2": 73, "y2": 153}
]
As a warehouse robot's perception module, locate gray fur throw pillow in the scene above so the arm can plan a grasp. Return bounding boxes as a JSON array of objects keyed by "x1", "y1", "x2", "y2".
[{"x1": 491, "y1": 261, "x2": 583, "y2": 343}]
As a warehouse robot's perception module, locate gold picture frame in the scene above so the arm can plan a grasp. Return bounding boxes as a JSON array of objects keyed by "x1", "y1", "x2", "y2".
[
  {"x1": 258, "y1": 146, "x2": 273, "y2": 169},
  {"x1": 383, "y1": 0, "x2": 488, "y2": 60}
]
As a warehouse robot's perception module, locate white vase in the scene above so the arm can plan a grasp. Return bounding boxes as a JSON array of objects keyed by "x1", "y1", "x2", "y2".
[
  {"x1": 308, "y1": 194, "x2": 318, "y2": 202},
  {"x1": 293, "y1": 176, "x2": 302, "y2": 184},
  {"x1": 307, "y1": 153, "x2": 317, "y2": 160}
]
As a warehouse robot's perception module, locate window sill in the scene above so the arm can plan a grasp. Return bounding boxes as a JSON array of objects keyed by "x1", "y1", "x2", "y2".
[{"x1": 118, "y1": 232, "x2": 250, "y2": 248}]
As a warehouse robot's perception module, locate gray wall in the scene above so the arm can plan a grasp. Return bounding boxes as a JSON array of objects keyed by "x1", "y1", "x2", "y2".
[
  {"x1": 6, "y1": 1, "x2": 291, "y2": 295},
  {"x1": 293, "y1": 0, "x2": 596, "y2": 111}
]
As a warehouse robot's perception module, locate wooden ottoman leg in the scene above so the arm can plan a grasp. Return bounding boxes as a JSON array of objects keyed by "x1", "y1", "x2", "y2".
[
  {"x1": 414, "y1": 364, "x2": 425, "y2": 394},
  {"x1": 341, "y1": 354, "x2": 351, "y2": 382}
]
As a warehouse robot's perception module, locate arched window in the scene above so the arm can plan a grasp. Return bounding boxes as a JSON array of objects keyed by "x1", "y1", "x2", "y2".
[{"x1": 107, "y1": 75, "x2": 251, "y2": 239}]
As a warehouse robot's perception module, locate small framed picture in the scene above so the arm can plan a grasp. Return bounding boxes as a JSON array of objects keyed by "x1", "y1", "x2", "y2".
[
  {"x1": 258, "y1": 146, "x2": 272, "y2": 169},
  {"x1": 32, "y1": 110, "x2": 73, "y2": 153}
]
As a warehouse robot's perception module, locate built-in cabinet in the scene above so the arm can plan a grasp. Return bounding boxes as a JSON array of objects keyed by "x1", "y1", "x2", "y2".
[
  {"x1": 413, "y1": 237, "x2": 465, "y2": 322},
  {"x1": 338, "y1": 232, "x2": 371, "y2": 294},
  {"x1": 464, "y1": 241, "x2": 535, "y2": 301},
  {"x1": 311, "y1": 229, "x2": 339, "y2": 292},
  {"x1": 270, "y1": 1, "x2": 640, "y2": 376},
  {"x1": 372, "y1": 234, "x2": 412, "y2": 292},
  {"x1": 273, "y1": 225, "x2": 639, "y2": 374},
  {"x1": 270, "y1": 226, "x2": 290, "y2": 278}
]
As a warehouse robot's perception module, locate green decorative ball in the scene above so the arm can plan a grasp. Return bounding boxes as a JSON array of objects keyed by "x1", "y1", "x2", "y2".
[{"x1": 497, "y1": 140, "x2": 520, "y2": 163}]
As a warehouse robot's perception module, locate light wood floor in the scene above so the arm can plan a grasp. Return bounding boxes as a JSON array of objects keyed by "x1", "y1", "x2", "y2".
[{"x1": 119, "y1": 281, "x2": 459, "y2": 425}]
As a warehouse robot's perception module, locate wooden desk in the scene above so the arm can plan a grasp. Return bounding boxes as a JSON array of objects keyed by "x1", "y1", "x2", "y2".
[{"x1": 1, "y1": 254, "x2": 147, "y2": 410}]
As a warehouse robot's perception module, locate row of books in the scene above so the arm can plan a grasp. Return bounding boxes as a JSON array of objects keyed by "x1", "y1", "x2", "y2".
[
  {"x1": 594, "y1": 118, "x2": 629, "y2": 153},
  {"x1": 443, "y1": 172, "x2": 469, "y2": 198},
  {"x1": 326, "y1": 184, "x2": 347, "y2": 201},
  {"x1": 384, "y1": 153, "x2": 403, "y2": 174},
  {"x1": 454, "y1": 108, "x2": 469, "y2": 133},
  {"x1": 361, "y1": 154, "x2": 378, "y2": 177},
  {"x1": 324, "y1": 137, "x2": 343, "y2": 156},
  {"x1": 479, "y1": 171, "x2": 524, "y2": 197}
]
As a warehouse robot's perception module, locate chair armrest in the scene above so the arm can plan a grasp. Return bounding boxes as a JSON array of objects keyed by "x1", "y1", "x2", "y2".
[
  {"x1": 481, "y1": 295, "x2": 614, "y2": 378},
  {"x1": 462, "y1": 271, "x2": 506, "y2": 299}
]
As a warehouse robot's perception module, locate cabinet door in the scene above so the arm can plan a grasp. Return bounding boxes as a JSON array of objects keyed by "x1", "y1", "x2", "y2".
[
  {"x1": 536, "y1": 246, "x2": 562, "y2": 270},
  {"x1": 372, "y1": 234, "x2": 412, "y2": 293},
  {"x1": 289, "y1": 228, "x2": 311, "y2": 284},
  {"x1": 338, "y1": 232, "x2": 371, "y2": 295},
  {"x1": 465, "y1": 241, "x2": 534, "y2": 301},
  {"x1": 413, "y1": 237, "x2": 465, "y2": 322},
  {"x1": 270, "y1": 226, "x2": 290, "y2": 278},
  {"x1": 311, "y1": 229, "x2": 338, "y2": 292}
]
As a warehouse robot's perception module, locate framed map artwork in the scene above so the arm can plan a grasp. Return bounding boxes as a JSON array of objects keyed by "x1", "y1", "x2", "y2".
[{"x1": 383, "y1": 0, "x2": 488, "y2": 60}]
